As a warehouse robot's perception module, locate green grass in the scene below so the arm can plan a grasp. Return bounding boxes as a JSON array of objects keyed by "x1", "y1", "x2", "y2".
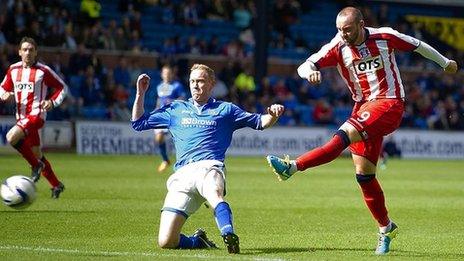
[{"x1": 0, "y1": 153, "x2": 463, "y2": 260}]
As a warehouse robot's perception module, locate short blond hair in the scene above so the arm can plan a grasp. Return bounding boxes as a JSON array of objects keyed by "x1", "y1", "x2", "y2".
[{"x1": 190, "y1": 64, "x2": 216, "y2": 84}]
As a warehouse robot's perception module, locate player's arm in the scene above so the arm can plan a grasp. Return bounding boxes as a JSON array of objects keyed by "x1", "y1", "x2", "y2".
[
  {"x1": 0, "y1": 68, "x2": 14, "y2": 102},
  {"x1": 414, "y1": 41, "x2": 458, "y2": 73},
  {"x1": 297, "y1": 61, "x2": 321, "y2": 84},
  {"x1": 132, "y1": 73, "x2": 150, "y2": 121},
  {"x1": 383, "y1": 27, "x2": 458, "y2": 73},
  {"x1": 41, "y1": 67, "x2": 68, "y2": 111},
  {"x1": 297, "y1": 35, "x2": 340, "y2": 84},
  {"x1": 0, "y1": 89, "x2": 13, "y2": 102},
  {"x1": 261, "y1": 104, "x2": 285, "y2": 129}
]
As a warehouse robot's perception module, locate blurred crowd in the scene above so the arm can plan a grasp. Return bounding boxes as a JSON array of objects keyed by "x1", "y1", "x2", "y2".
[{"x1": 0, "y1": 0, "x2": 463, "y2": 130}]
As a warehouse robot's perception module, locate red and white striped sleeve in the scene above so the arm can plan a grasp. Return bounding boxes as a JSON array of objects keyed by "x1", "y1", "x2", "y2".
[
  {"x1": 307, "y1": 34, "x2": 343, "y2": 69},
  {"x1": 41, "y1": 64, "x2": 68, "y2": 107},
  {"x1": 0, "y1": 67, "x2": 14, "y2": 97},
  {"x1": 372, "y1": 27, "x2": 449, "y2": 68},
  {"x1": 372, "y1": 27, "x2": 420, "y2": 51}
]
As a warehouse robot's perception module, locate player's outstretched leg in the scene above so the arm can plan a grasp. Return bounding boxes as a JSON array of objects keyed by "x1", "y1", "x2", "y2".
[
  {"x1": 376, "y1": 222, "x2": 398, "y2": 255},
  {"x1": 266, "y1": 155, "x2": 297, "y2": 181}
]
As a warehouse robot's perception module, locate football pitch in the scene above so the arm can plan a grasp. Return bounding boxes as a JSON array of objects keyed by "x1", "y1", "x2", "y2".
[{"x1": 1, "y1": 153, "x2": 463, "y2": 260}]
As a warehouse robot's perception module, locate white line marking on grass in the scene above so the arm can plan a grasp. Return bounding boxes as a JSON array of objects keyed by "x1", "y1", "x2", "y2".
[{"x1": 0, "y1": 245, "x2": 285, "y2": 261}]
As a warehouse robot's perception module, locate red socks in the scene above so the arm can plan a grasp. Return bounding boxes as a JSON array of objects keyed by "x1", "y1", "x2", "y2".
[
  {"x1": 296, "y1": 130, "x2": 350, "y2": 171},
  {"x1": 356, "y1": 174, "x2": 389, "y2": 226},
  {"x1": 12, "y1": 139, "x2": 40, "y2": 168},
  {"x1": 294, "y1": 130, "x2": 390, "y2": 227},
  {"x1": 41, "y1": 157, "x2": 60, "y2": 187}
]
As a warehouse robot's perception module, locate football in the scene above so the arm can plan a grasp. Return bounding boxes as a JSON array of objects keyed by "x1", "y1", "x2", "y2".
[{"x1": 1, "y1": 175, "x2": 37, "y2": 209}]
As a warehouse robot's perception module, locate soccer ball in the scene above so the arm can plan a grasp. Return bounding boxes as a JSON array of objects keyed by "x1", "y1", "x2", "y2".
[{"x1": 1, "y1": 175, "x2": 36, "y2": 209}]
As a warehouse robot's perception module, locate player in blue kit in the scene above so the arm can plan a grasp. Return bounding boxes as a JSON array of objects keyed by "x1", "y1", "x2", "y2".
[
  {"x1": 154, "y1": 65, "x2": 186, "y2": 172},
  {"x1": 132, "y1": 64, "x2": 285, "y2": 254}
]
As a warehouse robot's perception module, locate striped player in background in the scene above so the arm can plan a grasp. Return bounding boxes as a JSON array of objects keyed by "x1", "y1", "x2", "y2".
[
  {"x1": 267, "y1": 7, "x2": 457, "y2": 255},
  {"x1": 153, "y1": 65, "x2": 186, "y2": 173},
  {"x1": 0, "y1": 37, "x2": 68, "y2": 198}
]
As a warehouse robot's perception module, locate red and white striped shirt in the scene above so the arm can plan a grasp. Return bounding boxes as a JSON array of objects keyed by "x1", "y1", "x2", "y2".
[
  {"x1": 308, "y1": 27, "x2": 420, "y2": 102},
  {"x1": 0, "y1": 61, "x2": 68, "y2": 120}
]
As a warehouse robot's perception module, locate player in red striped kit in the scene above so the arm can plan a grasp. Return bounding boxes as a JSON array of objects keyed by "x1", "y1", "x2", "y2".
[
  {"x1": 267, "y1": 7, "x2": 458, "y2": 254},
  {"x1": 0, "y1": 37, "x2": 68, "y2": 198}
]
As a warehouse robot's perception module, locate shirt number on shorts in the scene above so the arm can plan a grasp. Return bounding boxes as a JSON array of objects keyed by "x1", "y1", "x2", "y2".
[{"x1": 357, "y1": 111, "x2": 371, "y2": 122}]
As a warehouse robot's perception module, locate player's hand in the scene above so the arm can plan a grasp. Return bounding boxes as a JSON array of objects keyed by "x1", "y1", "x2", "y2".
[
  {"x1": 444, "y1": 60, "x2": 458, "y2": 73},
  {"x1": 136, "y1": 74, "x2": 150, "y2": 94},
  {"x1": 0, "y1": 92, "x2": 13, "y2": 102},
  {"x1": 267, "y1": 104, "x2": 285, "y2": 118},
  {"x1": 40, "y1": 100, "x2": 54, "y2": 111},
  {"x1": 307, "y1": 71, "x2": 322, "y2": 84}
]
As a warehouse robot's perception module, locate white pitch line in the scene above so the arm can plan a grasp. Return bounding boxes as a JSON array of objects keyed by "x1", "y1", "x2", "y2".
[{"x1": 0, "y1": 245, "x2": 286, "y2": 261}]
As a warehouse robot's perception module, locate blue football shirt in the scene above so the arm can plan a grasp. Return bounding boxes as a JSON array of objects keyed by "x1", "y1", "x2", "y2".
[
  {"x1": 156, "y1": 81, "x2": 186, "y2": 108},
  {"x1": 132, "y1": 98, "x2": 263, "y2": 170}
]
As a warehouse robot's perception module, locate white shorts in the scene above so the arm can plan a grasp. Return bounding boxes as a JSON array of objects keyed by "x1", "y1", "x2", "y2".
[
  {"x1": 154, "y1": 128, "x2": 169, "y2": 135},
  {"x1": 162, "y1": 160, "x2": 226, "y2": 218}
]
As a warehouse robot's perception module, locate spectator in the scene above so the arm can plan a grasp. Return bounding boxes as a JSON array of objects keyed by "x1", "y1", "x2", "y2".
[
  {"x1": 376, "y1": 4, "x2": 390, "y2": 26},
  {"x1": 0, "y1": 14, "x2": 6, "y2": 46},
  {"x1": 80, "y1": 0, "x2": 101, "y2": 25},
  {"x1": 25, "y1": 20, "x2": 44, "y2": 46},
  {"x1": 68, "y1": 44, "x2": 90, "y2": 75},
  {"x1": 205, "y1": 0, "x2": 232, "y2": 21},
  {"x1": 222, "y1": 40, "x2": 245, "y2": 59},
  {"x1": 129, "y1": 30, "x2": 144, "y2": 53},
  {"x1": 182, "y1": 0, "x2": 200, "y2": 26},
  {"x1": 63, "y1": 25, "x2": 77, "y2": 50},
  {"x1": 207, "y1": 35, "x2": 222, "y2": 55},
  {"x1": 113, "y1": 84, "x2": 129, "y2": 105},
  {"x1": 312, "y1": 99, "x2": 334, "y2": 125},
  {"x1": 130, "y1": 10, "x2": 143, "y2": 36},
  {"x1": 234, "y1": 66, "x2": 255, "y2": 93},
  {"x1": 161, "y1": 37, "x2": 178, "y2": 56},
  {"x1": 185, "y1": 35, "x2": 201, "y2": 55},
  {"x1": 219, "y1": 60, "x2": 241, "y2": 86},
  {"x1": 161, "y1": 1, "x2": 176, "y2": 24},
  {"x1": 44, "y1": 24, "x2": 65, "y2": 47},
  {"x1": 80, "y1": 65, "x2": 104, "y2": 107},
  {"x1": 113, "y1": 56, "x2": 131, "y2": 88},
  {"x1": 114, "y1": 27, "x2": 129, "y2": 50},
  {"x1": 110, "y1": 100, "x2": 132, "y2": 121},
  {"x1": 233, "y1": 2, "x2": 253, "y2": 30},
  {"x1": 211, "y1": 78, "x2": 229, "y2": 100},
  {"x1": 272, "y1": 0, "x2": 299, "y2": 37}
]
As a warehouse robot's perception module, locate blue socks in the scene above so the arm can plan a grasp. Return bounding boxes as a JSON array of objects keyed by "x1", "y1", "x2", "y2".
[
  {"x1": 159, "y1": 142, "x2": 168, "y2": 162},
  {"x1": 214, "y1": 201, "x2": 234, "y2": 235},
  {"x1": 178, "y1": 234, "x2": 201, "y2": 249},
  {"x1": 176, "y1": 201, "x2": 234, "y2": 249}
]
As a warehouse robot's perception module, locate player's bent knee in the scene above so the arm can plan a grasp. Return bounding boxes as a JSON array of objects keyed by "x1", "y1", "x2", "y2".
[
  {"x1": 6, "y1": 127, "x2": 24, "y2": 145},
  {"x1": 158, "y1": 235, "x2": 178, "y2": 249},
  {"x1": 5, "y1": 131, "x2": 16, "y2": 145}
]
